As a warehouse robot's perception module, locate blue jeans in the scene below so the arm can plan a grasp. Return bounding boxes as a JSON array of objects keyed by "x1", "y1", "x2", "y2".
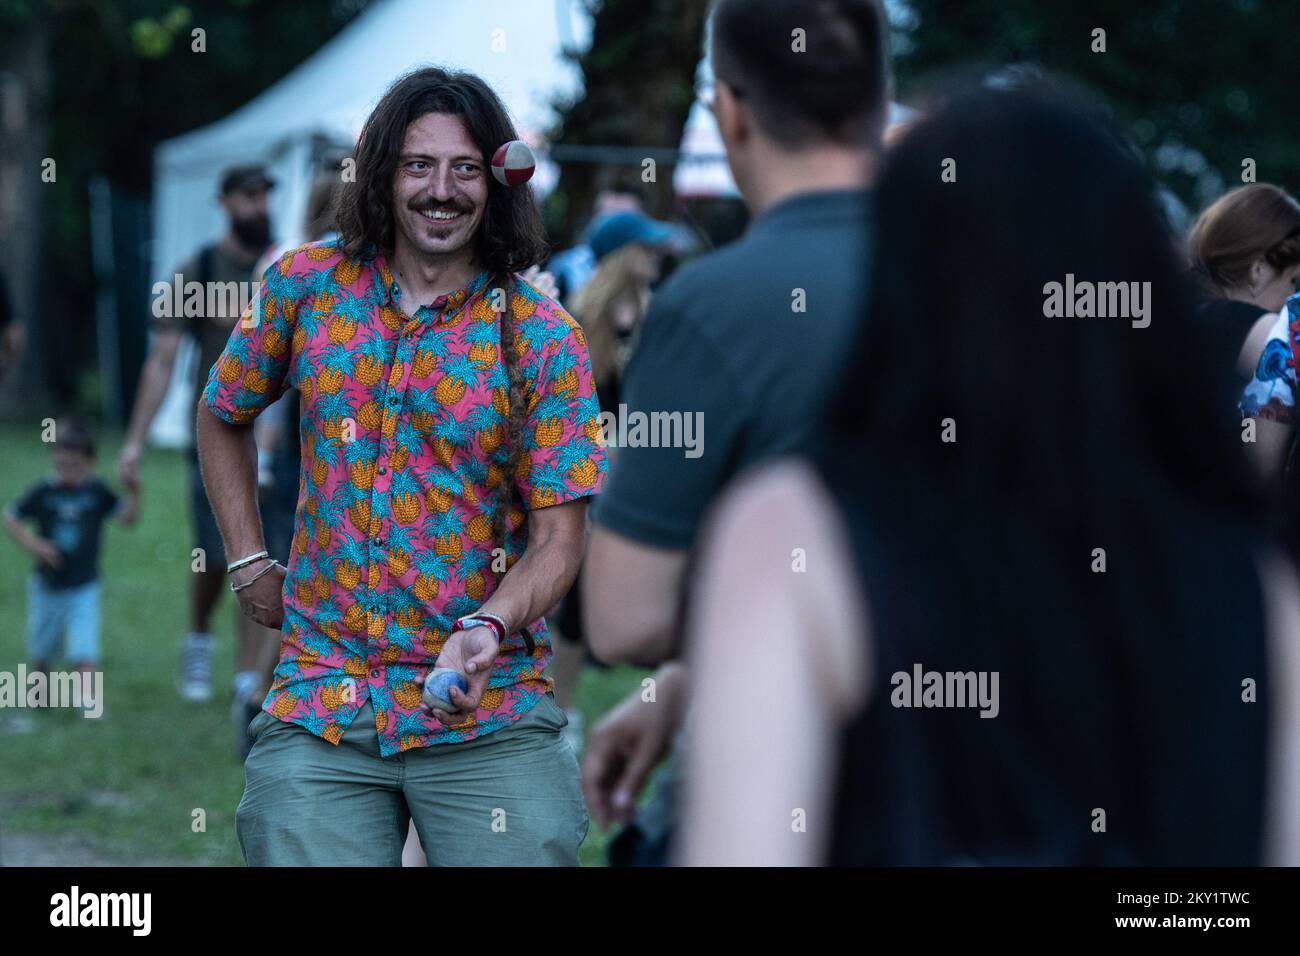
[{"x1": 26, "y1": 575, "x2": 101, "y2": 665}]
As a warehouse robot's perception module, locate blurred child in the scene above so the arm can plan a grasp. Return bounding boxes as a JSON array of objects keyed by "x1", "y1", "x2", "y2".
[{"x1": 3, "y1": 419, "x2": 138, "y2": 681}]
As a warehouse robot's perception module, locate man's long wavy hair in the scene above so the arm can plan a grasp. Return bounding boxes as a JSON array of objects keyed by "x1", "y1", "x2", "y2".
[
  {"x1": 337, "y1": 68, "x2": 547, "y2": 627},
  {"x1": 336, "y1": 66, "x2": 546, "y2": 272}
]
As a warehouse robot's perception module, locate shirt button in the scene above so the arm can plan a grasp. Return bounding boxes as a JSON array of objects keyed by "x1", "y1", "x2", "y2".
[
  {"x1": 387, "y1": 395, "x2": 400, "y2": 406},
  {"x1": 373, "y1": 536, "x2": 383, "y2": 547},
  {"x1": 377, "y1": 466, "x2": 387, "y2": 475},
  {"x1": 371, "y1": 669, "x2": 380, "y2": 679}
]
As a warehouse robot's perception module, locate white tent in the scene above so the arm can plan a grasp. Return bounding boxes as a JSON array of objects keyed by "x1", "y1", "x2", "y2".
[
  {"x1": 148, "y1": 0, "x2": 592, "y2": 445},
  {"x1": 673, "y1": 100, "x2": 741, "y2": 199},
  {"x1": 673, "y1": 98, "x2": 918, "y2": 197}
]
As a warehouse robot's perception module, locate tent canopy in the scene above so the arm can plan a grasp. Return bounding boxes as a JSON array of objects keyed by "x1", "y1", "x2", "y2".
[
  {"x1": 153, "y1": 0, "x2": 591, "y2": 282},
  {"x1": 148, "y1": 0, "x2": 591, "y2": 444}
]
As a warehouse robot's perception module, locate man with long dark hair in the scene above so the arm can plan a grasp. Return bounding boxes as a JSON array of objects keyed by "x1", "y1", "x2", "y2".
[{"x1": 195, "y1": 68, "x2": 604, "y2": 866}]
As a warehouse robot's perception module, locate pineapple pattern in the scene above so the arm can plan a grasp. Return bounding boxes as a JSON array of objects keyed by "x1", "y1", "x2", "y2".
[{"x1": 204, "y1": 239, "x2": 606, "y2": 756}]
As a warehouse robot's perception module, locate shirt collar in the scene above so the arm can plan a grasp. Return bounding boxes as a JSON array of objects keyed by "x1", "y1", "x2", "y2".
[
  {"x1": 375, "y1": 254, "x2": 492, "y2": 317},
  {"x1": 749, "y1": 188, "x2": 872, "y2": 235}
]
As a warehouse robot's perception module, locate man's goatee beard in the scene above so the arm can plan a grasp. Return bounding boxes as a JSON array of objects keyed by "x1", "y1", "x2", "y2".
[{"x1": 232, "y1": 217, "x2": 272, "y2": 250}]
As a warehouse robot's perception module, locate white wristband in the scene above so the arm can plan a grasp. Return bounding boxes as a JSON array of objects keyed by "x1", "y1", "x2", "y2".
[{"x1": 227, "y1": 550, "x2": 270, "y2": 574}]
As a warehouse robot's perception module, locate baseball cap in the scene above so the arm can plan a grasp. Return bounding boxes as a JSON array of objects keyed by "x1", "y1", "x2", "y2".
[
  {"x1": 588, "y1": 211, "x2": 678, "y2": 262},
  {"x1": 220, "y1": 164, "x2": 276, "y2": 196}
]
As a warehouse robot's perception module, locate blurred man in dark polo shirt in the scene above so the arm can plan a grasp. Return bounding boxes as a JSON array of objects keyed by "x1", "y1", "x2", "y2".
[
  {"x1": 580, "y1": 0, "x2": 890, "y2": 864},
  {"x1": 117, "y1": 165, "x2": 277, "y2": 746}
]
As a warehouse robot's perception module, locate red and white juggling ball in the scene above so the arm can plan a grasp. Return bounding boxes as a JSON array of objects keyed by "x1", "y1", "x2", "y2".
[{"x1": 490, "y1": 140, "x2": 536, "y2": 186}]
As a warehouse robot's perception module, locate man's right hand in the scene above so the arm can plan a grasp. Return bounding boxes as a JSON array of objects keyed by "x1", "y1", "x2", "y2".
[
  {"x1": 230, "y1": 558, "x2": 286, "y2": 629},
  {"x1": 581, "y1": 661, "x2": 688, "y2": 829},
  {"x1": 116, "y1": 441, "x2": 143, "y2": 492}
]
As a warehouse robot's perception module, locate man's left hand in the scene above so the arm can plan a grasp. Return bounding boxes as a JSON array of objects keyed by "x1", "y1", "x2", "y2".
[{"x1": 418, "y1": 625, "x2": 500, "y2": 725}]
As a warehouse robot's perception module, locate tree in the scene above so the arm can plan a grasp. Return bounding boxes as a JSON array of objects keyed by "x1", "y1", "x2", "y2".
[
  {"x1": 892, "y1": 0, "x2": 1295, "y2": 216},
  {"x1": 0, "y1": 0, "x2": 367, "y2": 418},
  {"x1": 547, "y1": 0, "x2": 712, "y2": 246}
]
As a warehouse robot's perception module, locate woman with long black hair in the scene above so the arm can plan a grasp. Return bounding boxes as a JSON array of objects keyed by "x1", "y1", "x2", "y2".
[{"x1": 679, "y1": 85, "x2": 1300, "y2": 865}]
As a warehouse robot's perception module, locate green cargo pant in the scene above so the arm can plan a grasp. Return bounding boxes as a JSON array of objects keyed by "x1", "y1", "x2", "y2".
[{"x1": 236, "y1": 692, "x2": 588, "y2": 866}]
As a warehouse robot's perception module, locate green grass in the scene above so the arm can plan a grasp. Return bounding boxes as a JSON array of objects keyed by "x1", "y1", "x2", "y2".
[{"x1": 0, "y1": 423, "x2": 649, "y2": 866}]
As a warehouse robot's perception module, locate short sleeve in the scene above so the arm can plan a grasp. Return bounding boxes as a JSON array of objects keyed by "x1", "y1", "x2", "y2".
[
  {"x1": 590, "y1": 288, "x2": 747, "y2": 550},
  {"x1": 7, "y1": 483, "x2": 41, "y2": 520},
  {"x1": 203, "y1": 252, "x2": 298, "y2": 425},
  {"x1": 1240, "y1": 312, "x2": 1295, "y2": 424},
  {"x1": 515, "y1": 306, "x2": 609, "y2": 510}
]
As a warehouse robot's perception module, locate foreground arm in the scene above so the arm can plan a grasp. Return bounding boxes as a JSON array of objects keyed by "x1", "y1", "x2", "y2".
[
  {"x1": 583, "y1": 527, "x2": 688, "y2": 666},
  {"x1": 1263, "y1": 551, "x2": 1300, "y2": 865},
  {"x1": 582, "y1": 659, "x2": 689, "y2": 827},
  {"x1": 679, "y1": 461, "x2": 867, "y2": 866}
]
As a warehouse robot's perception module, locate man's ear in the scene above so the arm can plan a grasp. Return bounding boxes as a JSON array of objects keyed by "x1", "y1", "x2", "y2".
[{"x1": 714, "y1": 80, "x2": 749, "y2": 148}]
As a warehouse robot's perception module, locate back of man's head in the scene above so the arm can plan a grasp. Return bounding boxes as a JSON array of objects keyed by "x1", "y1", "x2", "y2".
[{"x1": 710, "y1": 0, "x2": 892, "y2": 150}]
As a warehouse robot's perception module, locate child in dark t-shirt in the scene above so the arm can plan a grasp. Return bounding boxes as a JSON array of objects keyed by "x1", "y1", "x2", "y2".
[{"x1": 2, "y1": 420, "x2": 138, "y2": 674}]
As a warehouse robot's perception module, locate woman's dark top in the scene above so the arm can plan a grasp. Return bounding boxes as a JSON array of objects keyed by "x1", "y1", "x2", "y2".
[
  {"x1": 820, "y1": 467, "x2": 1271, "y2": 866},
  {"x1": 1197, "y1": 297, "x2": 1269, "y2": 377}
]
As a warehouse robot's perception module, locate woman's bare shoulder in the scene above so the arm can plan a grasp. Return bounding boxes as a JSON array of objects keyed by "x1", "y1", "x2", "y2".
[
  {"x1": 698, "y1": 457, "x2": 870, "y2": 712},
  {"x1": 702, "y1": 458, "x2": 836, "y2": 549}
]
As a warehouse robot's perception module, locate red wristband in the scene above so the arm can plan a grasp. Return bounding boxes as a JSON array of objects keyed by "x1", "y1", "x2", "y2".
[
  {"x1": 453, "y1": 614, "x2": 506, "y2": 645},
  {"x1": 452, "y1": 613, "x2": 534, "y2": 654}
]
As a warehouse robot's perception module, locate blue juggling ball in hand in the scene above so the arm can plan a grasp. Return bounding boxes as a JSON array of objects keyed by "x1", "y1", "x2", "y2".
[{"x1": 422, "y1": 667, "x2": 469, "y2": 711}]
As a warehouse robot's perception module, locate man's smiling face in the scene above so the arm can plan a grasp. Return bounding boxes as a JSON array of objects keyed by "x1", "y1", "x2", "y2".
[{"x1": 391, "y1": 112, "x2": 489, "y2": 261}]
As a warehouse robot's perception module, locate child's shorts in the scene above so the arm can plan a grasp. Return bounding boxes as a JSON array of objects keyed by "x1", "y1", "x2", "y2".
[{"x1": 26, "y1": 575, "x2": 101, "y2": 665}]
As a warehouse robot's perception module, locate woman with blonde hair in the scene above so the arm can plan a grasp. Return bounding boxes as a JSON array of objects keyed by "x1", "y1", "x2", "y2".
[
  {"x1": 569, "y1": 211, "x2": 677, "y2": 412},
  {"x1": 549, "y1": 210, "x2": 676, "y2": 741}
]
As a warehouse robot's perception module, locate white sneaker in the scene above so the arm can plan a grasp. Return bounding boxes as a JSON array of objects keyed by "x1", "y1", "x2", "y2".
[{"x1": 178, "y1": 632, "x2": 214, "y2": 703}]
